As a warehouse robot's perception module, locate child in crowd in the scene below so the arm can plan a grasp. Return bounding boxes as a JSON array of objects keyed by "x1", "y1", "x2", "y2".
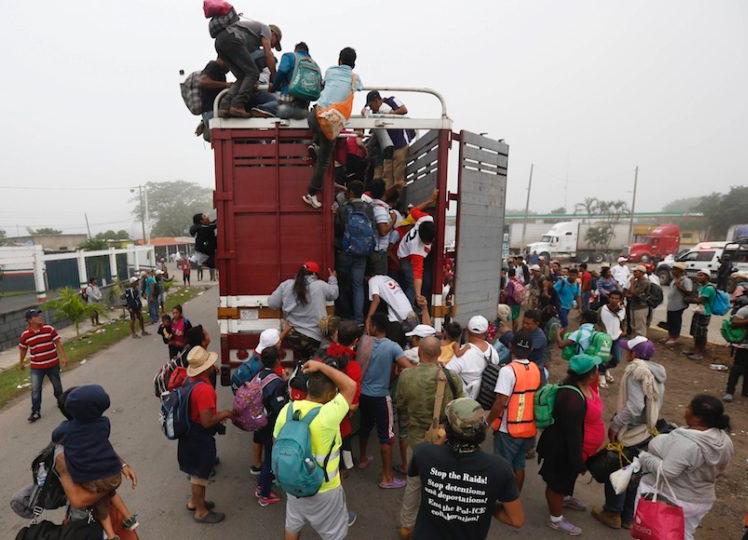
[
  {"x1": 52, "y1": 385, "x2": 138, "y2": 539},
  {"x1": 189, "y1": 213, "x2": 217, "y2": 269},
  {"x1": 157, "y1": 314, "x2": 176, "y2": 360}
]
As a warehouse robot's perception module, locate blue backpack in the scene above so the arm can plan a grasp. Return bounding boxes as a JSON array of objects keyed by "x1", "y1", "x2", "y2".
[
  {"x1": 230, "y1": 355, "x2": 262, "y2": 394},
  {"x1": 491, "y1": 339, "x2": 511, "y2": 365},
  {"x1": 160, "y1": 380, "x2": 201, "y2": 440},
  {"x1": 271, "y1": 404, "x2": 336, "y2": 498},
  {"x1": 710, "y1": 287, "x2": 731, "y2": 316},
  {"x1": 341, "y1": 201, "x2": 376, "y2": 256}
]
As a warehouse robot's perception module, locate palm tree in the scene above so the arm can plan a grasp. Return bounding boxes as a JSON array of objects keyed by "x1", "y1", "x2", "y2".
[
  {"x1": 574, "y1": 197, "x2": 599, "y2": 222},
  {"x1": 45, "y1": 287, "x2": 106, "y2": 338}
]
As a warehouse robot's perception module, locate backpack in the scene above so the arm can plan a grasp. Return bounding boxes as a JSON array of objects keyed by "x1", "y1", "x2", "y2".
[
  {"x1": 58, "y1": 520, "x2": 104, "y2": 540},
  {"x1": 154, "y1": 350, "x2": 189, "y2": 398},
  {"x1": 341, "y1": 201, "x2": 377, "y2": 256},
  {"x1": 271, "y1": 404, "x2": 336, "y2": 498},
  {"x1": 167, "y1": 366, "x2": 188, "y2": 391},
  {"x1": 160, "y1": 380, "x2": 202, "y2": 440},
  {"x1": 232, "y1": 372, "x2": 280, "y2": 431},
  {"x1": 721, "y1": 318, "x2": 747, "y2": 344},
  {"x1": 180, "y1": 71, "x2": 203, "y2": 115},
  {"x1": 645, "y1": 282, "x2": 664, "y2": 309},
  {"x1": 15, "y1": 520, "x2": 61, "y2": 540},
  {"x1": 710, "y1": 288, "x2": 731, "y2": 316},
  {"x1": 491, "y1": 339, "x2": 512, "y2": 365},
  {"x1": 561, "y1": 331, "x2": 581, "y2": 361},
  {"x1": 288, "y1": 54, "x2": 322, "y2": 101},
  {"x1": 11, "y1": 444, "x2": 68, "y2": 521},
  {"x1": 475, "y1": 346, "x2": 501, "y2": 411},
  {"x1": 230, "y1": 355, "x2": 262, "y2": 394},
  {"x1": 509, "y1": 280, "x2": 528, "y2": 304},
  {"x1": 534, "y1": 384, "x2": 584, "y2": 430},
  {"x1": 585, "y1": 331, "x2": 613, "y2": 364}
]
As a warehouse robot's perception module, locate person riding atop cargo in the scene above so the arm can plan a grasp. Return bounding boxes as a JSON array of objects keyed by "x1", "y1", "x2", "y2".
[
  {"x1": 303, "y1": 47, "x2": 364, "y2": 210},
  {"x1": 195, "y1": 56, "x2": 231, "y2": 140},
  {"x1": 363, "y1": 91, "x2": 413, "y2": 193},
  {"x1": 396, "y1": 208, "x2": 436, "y2": 309},
  {"x1": 51, "y1": 385, "x2": 139, "y2": 539},
  {"x1": 189, "y1": 213, "x2": 217, "y2": 269},
  {"x1": 212, "y1": 12, "x2": 281, "y2": 119},
  {"x1": 273, "y1": 42, "x2": 322, "y2": 120}
]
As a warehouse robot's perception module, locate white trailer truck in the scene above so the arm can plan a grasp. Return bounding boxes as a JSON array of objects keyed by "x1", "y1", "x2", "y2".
[{"x1": 526, "y1": 221, "x2": 630, "y2": 263}]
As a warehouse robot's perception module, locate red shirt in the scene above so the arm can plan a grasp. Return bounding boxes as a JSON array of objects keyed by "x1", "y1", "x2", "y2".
[
  {"x1": 581, "y1": 271, "x2": 592, "y2": 293},
  {"x1": 188, "y1": 374, "x2": 217, "y2": 424},
  {"x1": 19, "y1": 324, "x2": 60, "y2": 369},
  {"x1": 170, "y1": 317, "x2": 188, "y2": 349},
  {"x1": 340, "y1": 360, "x2": 361, "y2": 439}
]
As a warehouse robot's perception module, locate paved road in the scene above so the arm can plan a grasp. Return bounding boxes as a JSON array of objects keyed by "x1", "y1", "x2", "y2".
[{"x1": 0, "y1": 286, "x2": 629, "y2": 540}]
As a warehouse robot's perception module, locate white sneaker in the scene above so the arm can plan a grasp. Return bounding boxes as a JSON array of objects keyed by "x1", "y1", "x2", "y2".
[
  {"x1": 723, "y1": 393, "x2": 734, "y2": 403},
  {"x1": 302, "y1": 194, "x2": 322, "y2": 209},
  {"x1": 598, "y1": 375, "x2": 608, "y2": 388},
  {"x1": 547, "y1": 517, "x2": 582, "y2": 536},
  {"x1": 605, "y1": 372, "x2": 614, "y2": 384}
]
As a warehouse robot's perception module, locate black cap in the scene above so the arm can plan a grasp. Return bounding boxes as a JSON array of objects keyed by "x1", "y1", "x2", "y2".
[
  {"x1": 25, "y1": 308, "x2": 42, "y2": 321},
  {"x1": 512, "y1": 330, "x2": 532, "y2": 351},
  {"x1": 365, "y1": 90, "x2": 381, "y2": 105}
]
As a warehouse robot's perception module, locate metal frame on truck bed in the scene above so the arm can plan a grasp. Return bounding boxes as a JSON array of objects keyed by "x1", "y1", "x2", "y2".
[{"x1": 209, "y1": 88, "x2": 508, "y2": 385}]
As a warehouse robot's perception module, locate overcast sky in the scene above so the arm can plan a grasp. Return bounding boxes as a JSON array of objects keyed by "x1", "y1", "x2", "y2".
[{"x1": 1, "y1": 0, "x2": 746, "y2": 237}]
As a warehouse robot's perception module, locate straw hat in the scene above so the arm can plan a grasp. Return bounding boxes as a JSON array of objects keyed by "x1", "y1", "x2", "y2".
[{"x1": 186, "y1": 346, "x2": 219, "y2": 377}]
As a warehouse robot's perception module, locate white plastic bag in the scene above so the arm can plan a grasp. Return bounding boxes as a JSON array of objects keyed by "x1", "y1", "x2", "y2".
[{"x1": 610, "y1": 457, "x2": 640, "y2": 495}]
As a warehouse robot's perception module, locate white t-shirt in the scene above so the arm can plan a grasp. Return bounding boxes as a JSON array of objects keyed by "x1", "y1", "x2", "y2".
[
  {"x1": 648, "y1": 274, "x2": 661, "y2": 286},
  {"x1": 397, "y1": 215, "x2": 434, "y2": 259},
  {"x1": 494, "y1": 359, "x2": 531, "y2": 433},
  {"x1": 447, "y1": 342, "x2": 499, "y2": 396},
  {"x1": 600, "y1": 305, "x2": 626, "y2": 340},
  {"x1": 371, "y1": 199, "x2": 392, "y2": 251},
  {"x1": 368, "y1": 275, "x2": 413, "y2": 322},
  {"x1": 611, "y1": 264, "x2": 631, "y2": 290}
]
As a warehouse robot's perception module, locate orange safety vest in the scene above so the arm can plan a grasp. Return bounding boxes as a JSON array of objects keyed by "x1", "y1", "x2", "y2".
[{"x1": 506, "y1": 361, "x2": 541, "y2": 438}]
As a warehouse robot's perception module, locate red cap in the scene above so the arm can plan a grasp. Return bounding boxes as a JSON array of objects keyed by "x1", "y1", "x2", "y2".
[{"x1": 303, "y1": 261, "x2": 321, "y2": 274}]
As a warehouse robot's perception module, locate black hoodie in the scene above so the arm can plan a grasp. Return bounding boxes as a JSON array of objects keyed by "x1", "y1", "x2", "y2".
[{"x1": 189, "y1": 220, "x2": 217, "y2": 256}]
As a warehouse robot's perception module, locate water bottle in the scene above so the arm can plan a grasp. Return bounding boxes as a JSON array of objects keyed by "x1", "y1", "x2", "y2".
[
  {"x1": 303, "y1": 458, "x2": 316, "y2": 474},
  {"x1": 37, "y1": 464, "x2": 47, "y2": 487}
]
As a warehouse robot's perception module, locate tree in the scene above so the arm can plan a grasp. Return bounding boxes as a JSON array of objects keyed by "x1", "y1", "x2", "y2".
[
  {"x1": 45, "y1": 287, "x2": 105, "y2": 338},
  {"x1": 79, "y1": 238, "x2": 109, "y2": 251},
  {"x1": 27, "y1": 227, "x2": 62, "y2": 235},
  {"x1": 549, "y1": 206, "x2": 567, "y2": 215},
  {"x1": 573, "y1": 197, "x2": 599, "y2": 223},
  {"x1": 131, "y1": 180, "x2": 212, "y2": 237},
  {"x1": 662, "y1": 196, "x2": 704, "y2": 214},
  {"x1": 0, "y1": 229, "x2": 7, "y2": 246},
  {"x1": 696, "y1": 186, "x2": 748, "y2": 239},
  {"x1": 95, "y1": 229, "x2": 130, "y2": 241},
  {"x1": 579, "y1": 199, "x2": 631, "y2": 251}
]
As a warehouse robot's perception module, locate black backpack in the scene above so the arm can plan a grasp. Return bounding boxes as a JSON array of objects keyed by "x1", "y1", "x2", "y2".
[
  {"x1": 15, "y1": 520, "x2": 61, "y2": 540},
  {"x1": 475, "y1": 346, "x2": 501, "y2": 411},
  {"x1": 646, "y1": 283, "x2": 664, "y2": 309},
  {"x1": 17, "y1": 444, "x2": 67, "y2": 518}
]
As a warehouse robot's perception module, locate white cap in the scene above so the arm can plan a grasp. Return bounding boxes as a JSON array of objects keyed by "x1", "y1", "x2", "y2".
[
  {"x1": 156, "y1": 269, "x2": 164, "y2": 275},
  {"x1": 129, "y1": 277, "x2": 138, "y2": 283},
  {"x1": 255, "y1": 328, "x2": 281, "y2": 354},
  {"x1": 617, "y1": 256, "x2": 628, "y2": 263},
  {"x1": 405, "y1": 324, "x2": 436, "y2": 338},
  {"x1": 634, "y1": 265, "x2": 647, "y2": 273},
  {"x1": 530, "y1": 264, "x2": 541, "y2": 271},
  {"x1": 467, "y1": 315, "x2": 489, "y2": 334}
]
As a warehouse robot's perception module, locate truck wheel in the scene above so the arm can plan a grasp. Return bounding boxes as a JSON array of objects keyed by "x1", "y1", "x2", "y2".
[
  {"x1": 640, "y1": 254, "x2": 651, "y2": 263},
  {"x1": 657, "y1": 269, "x2": 672, "y2": 286},
  {"x1": 592, "y1": 253, "x2": 605, "y2": 264},
  {"x1": 579, "y1": 253, "x2": 590, "y2": 264}
]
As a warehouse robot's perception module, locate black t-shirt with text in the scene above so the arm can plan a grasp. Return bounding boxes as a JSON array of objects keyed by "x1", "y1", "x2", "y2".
[
  {"x1": 200, "y1": 60, "x2": 227, "y2": 114},
  {"x1": 409, "y1": 443, "x2": 518, "y2": 540}
]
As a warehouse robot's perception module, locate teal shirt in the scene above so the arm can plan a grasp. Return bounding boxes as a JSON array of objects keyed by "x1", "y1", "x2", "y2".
[{"x1": 699, "y1": 284, "x2": 716, "y2": 316}]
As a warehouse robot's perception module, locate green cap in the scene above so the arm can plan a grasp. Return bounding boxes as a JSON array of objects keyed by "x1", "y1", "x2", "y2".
[
  {"x1": 569, "y1": 354, "x2": 601, "y2": 375},
  {"x1": 445, "y1": 398, "x2": 486, "y2": 436}
]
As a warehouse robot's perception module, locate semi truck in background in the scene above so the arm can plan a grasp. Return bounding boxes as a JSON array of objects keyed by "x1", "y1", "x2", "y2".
[
  {"x1": 627, "y1": 223, "x2": 681, "y2": 262},
  {"x1": 208, "y1": 88, "x2": 508, "y2": 385},
  {"x1": 727, "y1": 224, "x2": 748, "y2": 242}
]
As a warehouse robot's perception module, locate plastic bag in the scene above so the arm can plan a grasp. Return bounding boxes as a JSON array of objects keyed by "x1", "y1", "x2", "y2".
[
  {"x1": 609, "y1": 457, "x2": 640, "y2": 495},
  {"x1": 631, "y1": 466, "x2": 685, "y2": 540},
  {"x1": 203, "y1": 0, "x2": 233, "y2": 18}
]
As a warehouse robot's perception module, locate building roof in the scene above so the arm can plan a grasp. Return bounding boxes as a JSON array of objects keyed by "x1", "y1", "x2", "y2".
[{"x1": 135, "y1": 237, "x2": 193, "y2": 247}]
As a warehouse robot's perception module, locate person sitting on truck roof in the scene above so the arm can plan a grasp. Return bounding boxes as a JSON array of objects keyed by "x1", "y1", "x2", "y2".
[
  {"x1": 213, "y1": 17, "x2": 282, "y2": 118},
  {"x1": 267, "y1": 262, "x2": 339, "y2": 361},
  {"x1": 195, "y1": 57, "x2": 231, "y2": 141},
  {"x1": 303, "y1": 47, "x2": 364, "y2": 210},
  {"x1": 363, "y1": 91, "x2": 412, "y2": 194}
]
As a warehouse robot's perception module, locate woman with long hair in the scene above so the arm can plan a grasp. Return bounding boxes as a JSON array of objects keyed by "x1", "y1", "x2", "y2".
[
  {"x1": 267, "y1": 261, "x2": 338, "y2": 360},
  {"x1": 537, "y1": 354, "x2": 603, "y2": 536},
  {"x1": 636, "y1": 394, "x2": 734, "y2": 539}
]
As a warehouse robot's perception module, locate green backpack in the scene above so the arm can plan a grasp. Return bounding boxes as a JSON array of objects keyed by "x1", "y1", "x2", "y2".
[
  {"x1": 562, "y1": 330, "x2": 612, "y2": 364},
  {"x1": 721, "y1": 318, "x2": 747, "y2": 344},
  {"x1": 534, "y1": 384, "x2": 584, "y2": 430},
  {"x1": 288, "y1": 54, "x2": 322, "y2": 101}
]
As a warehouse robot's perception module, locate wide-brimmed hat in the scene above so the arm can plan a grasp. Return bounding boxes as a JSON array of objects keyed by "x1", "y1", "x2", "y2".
[
  {"x1": 186, "y1": 346, "x2": 219, "y2": 377},
  {"x1": 672, "y1": 262, "x2": 687, "y2": 271}
]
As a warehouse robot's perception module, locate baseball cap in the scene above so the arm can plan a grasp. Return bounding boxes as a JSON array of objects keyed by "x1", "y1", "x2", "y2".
[
  {"x1": 467, "y1": 315, "x2": 489, "y2": 334},
  {"x1": 445, "y1": 398, "x2": 486, "y2": 437},
  {"x1": 405, "y1": 324, "x2": 436, "y2": 338},
  {"x1": 569, "y1": 354, "x2": 601, "y2": 375},
  {"x1": 129, "y1": 277, "x2": 138, "y2": 283},
  {"x1": 620, "y1": 336, "x2": 656, "y2": 360},
  {"x1": 512, "y1": 330, "x2": 532, "y2": 351},
  {"x1": 303, "y1": 261, "x2": 320, "y2": 274},
  {"x1": 366, "y1": 90, "x2": 381, "y2": 106},
  {"x1": 530, "y1": 264, "x2": 541, "y2": 271},
  {"x1": 268, "y1": 24, "x2": 282, "y2": 51},
  {"x1": 25, "y1": 308, "x2": 42, "y2": 320},
  {"x1": 634, "y1": 265, "x2": 647, "y2": 273},
  {"x1": 255, "y1": 328, "x2": 280, "y2": 354},
  {"x1": 696, "y1": 270, "x2": 710, "y2": 277},
  {"x1": 618, "y1": 256, "x2": 628, "y2": 262}
]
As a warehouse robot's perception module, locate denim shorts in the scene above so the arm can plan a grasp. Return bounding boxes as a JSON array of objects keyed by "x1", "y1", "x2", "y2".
[{"x1": 493, "y1": 431, "x2": 534, "y2": 471}]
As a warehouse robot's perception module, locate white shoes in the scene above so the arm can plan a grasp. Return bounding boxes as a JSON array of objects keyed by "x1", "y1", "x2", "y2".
[{"x1": 302, "y1": 194, "x2": 322, "y2": 209}]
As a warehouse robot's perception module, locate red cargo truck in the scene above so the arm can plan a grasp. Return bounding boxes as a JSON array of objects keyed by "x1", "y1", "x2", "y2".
[
  {"x1": 627, "y1": 223, "x2": 681, "y2": 263},
  {"x1": 209, "y1": 88, "x2": 508, "y2": 385}
]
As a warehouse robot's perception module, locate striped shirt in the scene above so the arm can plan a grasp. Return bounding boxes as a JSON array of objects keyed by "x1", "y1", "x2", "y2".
[{"x1": 19, "y1": 325, "x2": 61, "y2": 369}]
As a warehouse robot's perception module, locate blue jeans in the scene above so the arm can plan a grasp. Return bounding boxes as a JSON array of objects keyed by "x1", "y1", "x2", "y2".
[
  {"x1": 337, "y1": 252, "x2": 367, "y2": 325},
  {"x1": 258, "y1": 432, "x2": 274, "y2": 497},
  {"x1": 581, "y1": 292, "x2": 591, "y2": 311},
  {"x1": 559, "y1": 307, "x2": 570, "y2": 328},
  {"x1": 148, "y1": 298, "x2": 159, "y2": 323},
  {"x1": 31, "y1": 366, "x2": 63, "y2": 414},
  {"x1": 399, "y1": 257, "x2": 416, "y2": 307},
  {"x1": 604, "y1": 473, "x2": 641, "y2": 523},
  {"x1": 248, "y1": 91, "x2": 279, "y2": 115}
]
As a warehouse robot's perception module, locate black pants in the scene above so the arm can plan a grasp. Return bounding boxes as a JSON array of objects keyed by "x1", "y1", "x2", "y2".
[
  {"x1": 307, "y1": 108, "x2": 335, "y2": 196},
  {"x1": 214, "y1": 30, "x2": 260, "y2": 110},
  {"x1": 666, "y1": 308, "x2": 685, "y2": 338},
  {"x1": 726, "y1": 347, "x2": 748, "y2": 396}
]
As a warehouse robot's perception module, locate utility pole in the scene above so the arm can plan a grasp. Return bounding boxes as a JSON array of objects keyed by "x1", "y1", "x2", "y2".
[
  {"x1": 132, "y1": 185, "x2": 147, "y2": 243},
  {"x1": 84, "y1": 213, "x2": 92, "y2": 239},
  {"x1": 143, "y1": 185, "x2": 150, "y2": 244},
  {"x1": 628, "y1": 166, "x2": 639, "y2": 244},
  {"x1": 520, "y1": 163, "x2": 534, "y2": 250}
]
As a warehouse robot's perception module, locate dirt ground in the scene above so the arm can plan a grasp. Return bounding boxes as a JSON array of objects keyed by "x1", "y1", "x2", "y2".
[{"x1": 546, "y1": 324, "x2": 746, "y2": 540}]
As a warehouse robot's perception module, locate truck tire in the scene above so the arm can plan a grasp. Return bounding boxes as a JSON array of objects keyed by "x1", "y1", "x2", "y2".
[
  {"x1": 657, "y1": 268, "x2": 672, "y2": 286},
  {"x1": 640, "y1": 254, "x2": 651, "y2": 263},
  {"x1": 579, "y1": 253, "x2": 591, "y2": 264},
  {"x1": 592, "y1": 253, "x2": 605, "y2": 264}
]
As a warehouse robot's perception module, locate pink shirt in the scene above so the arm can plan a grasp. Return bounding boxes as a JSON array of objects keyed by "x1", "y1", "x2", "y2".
[{"x1": 582, "y1": 386, "x2": 605, "y2": 461}]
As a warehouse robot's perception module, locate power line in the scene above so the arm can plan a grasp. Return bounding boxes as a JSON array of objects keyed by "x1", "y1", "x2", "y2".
[{"x1": 0, "y1": 185, "x2": 134, "y2": 192}]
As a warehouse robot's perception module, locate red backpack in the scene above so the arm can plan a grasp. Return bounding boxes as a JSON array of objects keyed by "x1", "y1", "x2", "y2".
[{"x1": 232, "y1": 373, "x2": 280, "y2": 431}]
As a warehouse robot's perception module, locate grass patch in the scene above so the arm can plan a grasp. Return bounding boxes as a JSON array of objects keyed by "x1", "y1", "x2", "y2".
[
  {"x1": 0, "y1": 290, "x2": 34, "y2": 298},
  {"x1": 0, "y1": 286, "x2": 205, "y2": 409}
]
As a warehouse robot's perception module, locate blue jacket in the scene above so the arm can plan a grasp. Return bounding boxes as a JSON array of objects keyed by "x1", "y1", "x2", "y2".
[
  {"x1": 51, "y1": 385, "x2": 121, "y2": 484},
  {"x1": 317, "y1": 65, "x2": 363, "y2": 108}
]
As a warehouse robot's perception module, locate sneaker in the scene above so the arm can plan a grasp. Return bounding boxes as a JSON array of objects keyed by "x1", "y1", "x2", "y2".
[
  {"x1": 258, "y1": 492, "x2": 282, "y2": 507},
  {"x1": 250, "y1": 107, "x2": 275, "y2": 118},
  {"x1": 302, "y1": 193, "x2": 322, "y2": 209},
  {"x1": 598, "y1": 375, "x2": 608, "y2": 389},
  {"x1": 547, "y1": 517, "x2": 582, "y2": 536},
  {"x1": 121, "y1": 514, "x2": 139, "y2": 531},
  {"x1": 723, "y1": 393, "x2": 734, "y2": 403},
  {"x1": 27, "y1": 412, "x2": 41, "y2": 423},
  {"x1": 250, "y1": 465, "x2": 262, "y2": 476},
  {"x1": 605, "y1": 372, "x2": 614, "y2": 384},
  {"x1": 563, "y1": 496, "x2": 587, "y2": 511},
  {"x1": 664, "y1": 339, "x2": 678, "y2": 347},
  {"x1": 347, "y1": 511, "x2": 357, "y2": 527},
  {"x1": 687, "y1": 353, "x2": 705, "y2": 361},
  {"x1": 591, "y1": 507, "x2": 621, "y2": 529}
]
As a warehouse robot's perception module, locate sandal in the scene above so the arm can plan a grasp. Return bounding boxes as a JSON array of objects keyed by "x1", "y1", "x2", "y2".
[
  {"x1": 357, "y1": 456, "x2": 373, "y2": 470},
  {"x1": 379, "y1": 478, "x2": 407, "y2": 489},
  {"x1": 193, "y1": 510, "x2": 225, "y2": 524},
  {"x1": 187, "y1": 501, "x2": 216, "y2": 512}
]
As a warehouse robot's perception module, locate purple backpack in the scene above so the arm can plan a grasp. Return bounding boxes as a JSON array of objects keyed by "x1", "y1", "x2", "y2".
[{"x1": 232, "y1": 373, "x2": 280, "y2": 431}]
